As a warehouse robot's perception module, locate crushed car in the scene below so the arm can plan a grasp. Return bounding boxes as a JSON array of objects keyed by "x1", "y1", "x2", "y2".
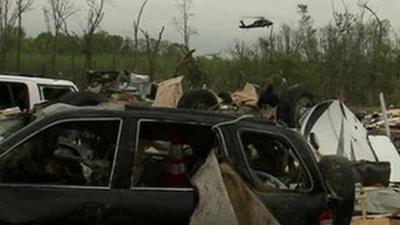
[
  {"x1": 300, "y1": 100, "x2": 400, "y2": 184},
  {"x1": 300, "y1": 100, "x2": 400, "y2": 222},
  {"x1": 0, "y1": 103, "x2": 354, "y2": 225}
]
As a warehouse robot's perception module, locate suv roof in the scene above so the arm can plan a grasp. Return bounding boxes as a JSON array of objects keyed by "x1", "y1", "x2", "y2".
[
  {"x1": 0, "y1": 74, "x2": 76, "y2": 87},
  {"x1": 37, "y1": 103, "x2": 275, "y2": 128}
]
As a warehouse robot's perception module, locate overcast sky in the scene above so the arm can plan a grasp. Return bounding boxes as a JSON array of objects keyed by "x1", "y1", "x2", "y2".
[{"x1": 24, "y1": 0, "x2": 400, "y2": 55}]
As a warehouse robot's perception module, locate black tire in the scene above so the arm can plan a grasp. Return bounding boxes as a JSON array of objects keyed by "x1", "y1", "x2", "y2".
[
  {"x1": 280, "y1": 89, "x2": 313, "y2": 128},
  {"x1": 319, "y1": 155, "x2": 355, "y2": 225},
  {"x1": 178, "y1": 89, "x2": 219, "y2": 110},
  {"x1": 58, "y1": 92, "x2": 102, "y2": 106}
]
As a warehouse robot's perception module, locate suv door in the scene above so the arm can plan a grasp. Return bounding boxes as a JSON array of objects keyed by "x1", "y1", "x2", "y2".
[
  {"x1": 227, "y1": 127, "x2": 327, "y2": 225},
  {"x1": 120, "y1": 118, "x2": 224, "y2": 225},
  {"x1": 0, "y1": 118, "x2": 123, "y2": 225}
]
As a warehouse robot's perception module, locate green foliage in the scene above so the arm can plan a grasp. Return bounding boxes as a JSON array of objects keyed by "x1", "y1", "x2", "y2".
[{"x1": 1, "y1": 4, "x2": 400, "y2": 106}]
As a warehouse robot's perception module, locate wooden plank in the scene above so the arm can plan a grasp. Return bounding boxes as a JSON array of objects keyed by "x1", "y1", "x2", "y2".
[{"x1": 352, "y1": 216, "x2": 400, "y2": 225}]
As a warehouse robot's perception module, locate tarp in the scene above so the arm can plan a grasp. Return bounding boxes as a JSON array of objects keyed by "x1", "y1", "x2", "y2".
[{"x1": 190, "y1": 151, "x2": 280, "y2": 225}]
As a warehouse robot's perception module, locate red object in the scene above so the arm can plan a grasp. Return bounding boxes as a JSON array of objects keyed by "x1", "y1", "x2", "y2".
[
  {"x1": 161, "y1": 134, "x2": 191, "y2": 187},
  {"x1": 316, "y1": 209, "x2": 332, "y2": 225}
]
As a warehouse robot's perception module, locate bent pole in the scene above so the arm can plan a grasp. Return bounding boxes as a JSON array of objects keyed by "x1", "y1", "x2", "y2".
[{"x1": 380, "y1": 92, "x2": 391, "y2": 138}]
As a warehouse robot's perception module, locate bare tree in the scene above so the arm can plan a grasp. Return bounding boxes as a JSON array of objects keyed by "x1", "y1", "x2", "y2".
[
  {"x1": 358, "y1": 1, "x2": 383, "y2": 44},
  {"x1": 140, "y1": 26, "x2": 165, "y2": 81},
  {"x1": 82, "y1": 0, "x2": 105, "y2": 70},
  {"x1": 173, "y1": 0, "x2": 197, "y2": 49},
  {"x1": 15, "y1": 0, "x2": 33, "y2": 72},
  {"x1": 63, "y1": 0, "x2": 106, "y2": 72},
  {"x1": 132, "y1": 0, "x2": 148, "y2": 70},
  {"x1": 46, "y1": 0, "x2": 74, "y2": 73},
  {"x1": 0, "y1": 0, "x2": 18, "y2": 70}
]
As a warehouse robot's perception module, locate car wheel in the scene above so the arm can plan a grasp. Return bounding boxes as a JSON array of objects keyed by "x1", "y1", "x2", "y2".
[
  {"x1": 319, "y1": 155, "x2": 355, "y2": 225},
  {"x1": 178, "y1": 89, "x2": 219, "y2": 110},
  {"x1": 58, "y1": 92, "x2": 102, "y2": 106}
]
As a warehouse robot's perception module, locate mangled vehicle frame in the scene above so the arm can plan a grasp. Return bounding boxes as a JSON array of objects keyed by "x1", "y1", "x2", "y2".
[{"x1": 0, "y1": 104, "x2": 354, "y2": 225}]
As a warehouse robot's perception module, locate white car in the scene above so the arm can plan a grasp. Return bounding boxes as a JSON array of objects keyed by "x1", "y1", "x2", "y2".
[{"x1": 0, "y1": 74, "x2": 78, "y2": 111}]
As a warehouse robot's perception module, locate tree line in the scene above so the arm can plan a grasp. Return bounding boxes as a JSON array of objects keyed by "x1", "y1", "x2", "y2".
[
  {"x1": 206, "y1": 3, "x2": 400, "y2": 106},
  {"x1": 1, "y1": 0, "x2": 400, "y2": 106}
]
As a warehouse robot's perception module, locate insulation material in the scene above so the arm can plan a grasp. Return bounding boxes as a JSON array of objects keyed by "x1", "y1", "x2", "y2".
[
  {"x1": 231, "y1": 83, "x2": 259, "y2": 106},
  {"x1": 153, "y1": 76, "x2": 184, "y2": 108},
  {"x1": 220, "y1": 163, "x2": 281, "y2": 225},
  {"x1": 190, "y1": 151, "x2": 280, "y2": 225},
  {"x1": 189, "y1": 152, "x2": 239, "y2": 225}
]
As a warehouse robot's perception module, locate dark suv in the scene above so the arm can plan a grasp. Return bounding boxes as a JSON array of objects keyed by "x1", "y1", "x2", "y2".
[{"x1": 0, "y1": 105, "x2": 354, "y2": 225}]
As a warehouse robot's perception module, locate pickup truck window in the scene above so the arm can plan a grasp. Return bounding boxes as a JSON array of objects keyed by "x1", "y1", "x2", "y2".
[
  {"x1": 0, "y1": 83, "x2": 12, "y2": 109},
  {"x1": 0, "y1": 119, "x2": 121, "y2": 187},
  {"x1": 240, "y1": 131, "x2": 311, "y2": 192},
  {"x1": 39, "y1": 85, "x2": 75, "y2": 101},
  {"x1": 0, "y1": 82, "x2": 29, "y2": 111}
]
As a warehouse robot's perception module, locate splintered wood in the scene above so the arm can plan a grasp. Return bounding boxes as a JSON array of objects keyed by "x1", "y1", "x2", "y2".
[{"x1": 352, "y1": 216, "x2": 400, "y2": 225}]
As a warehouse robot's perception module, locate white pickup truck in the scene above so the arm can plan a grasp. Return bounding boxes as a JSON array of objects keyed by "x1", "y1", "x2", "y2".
[
  {"x1": 0, "y1": 74, "x2": 78, "y2": 111},
  {"x1": 0, "y1": 74, "x2": 79, "y2": 142}
]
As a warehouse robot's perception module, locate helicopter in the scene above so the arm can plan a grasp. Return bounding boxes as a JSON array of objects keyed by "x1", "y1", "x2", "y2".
[{"x1": 239, "y1": 16, "x2": 273, "y2": 29}]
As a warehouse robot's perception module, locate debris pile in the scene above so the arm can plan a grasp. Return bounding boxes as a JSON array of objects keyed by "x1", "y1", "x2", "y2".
[
  {"x1": 300, "y1": 100, "x2": 400, "y2": 224},
  {"x1": 364, "y1": 109, "x2": 400, "y2": 130},
  {"x1": 86, "y1": 70, "x2": 153, "y2": 104},
  {"x1": 363, "y1": 109, "x2": 400, "y2": 151},
  {"x1": 0, "y1": 107, "x2": 21, "y2": 118}
]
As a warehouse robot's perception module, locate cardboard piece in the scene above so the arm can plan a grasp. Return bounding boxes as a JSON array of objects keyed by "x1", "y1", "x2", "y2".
[
  {"x1": 153, "y1": 76, "x2": 184, "y2": 108},
  {"x1": 231, "y1": 83, "x2": 259, "y2": 106}
]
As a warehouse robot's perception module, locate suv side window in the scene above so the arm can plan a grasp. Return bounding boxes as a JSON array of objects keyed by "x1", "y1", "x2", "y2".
[
  {"x1": 0, "y1": 120, "x2": 120, "y2": 187},
  {"x1": 132, "y1": 121, "x2": 217, "y2": 188},
  {"x1": 240, "y1": 131, "x2": 311, "y2": 192}
]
